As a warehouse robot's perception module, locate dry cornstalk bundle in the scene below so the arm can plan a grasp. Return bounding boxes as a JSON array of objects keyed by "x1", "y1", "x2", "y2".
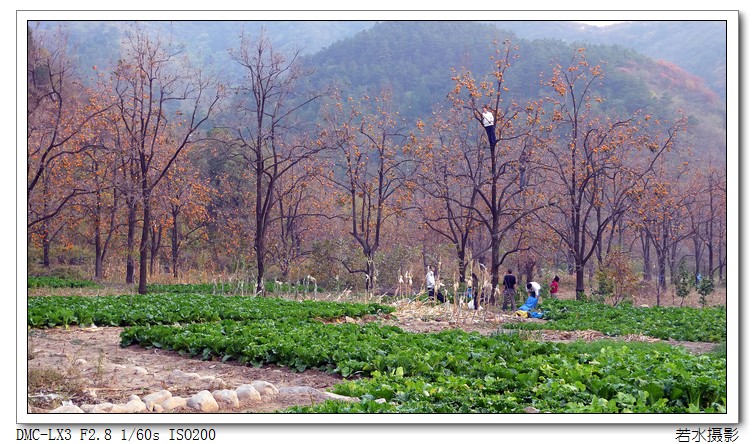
[
  {"x1": 575, "y1": 330, "x2": 606, "y2": 341},
  {"x1": 622, "y1": 334, "x2": 661, "y2": 343},
  {"x1": 390, "y1": 299, "x2": 450, "y2": 321}
]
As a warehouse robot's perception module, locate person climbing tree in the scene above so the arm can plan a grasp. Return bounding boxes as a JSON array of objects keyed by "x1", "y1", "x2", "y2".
[{"x1": 481, "y1": 104, "x2": 497, "y2": 148}]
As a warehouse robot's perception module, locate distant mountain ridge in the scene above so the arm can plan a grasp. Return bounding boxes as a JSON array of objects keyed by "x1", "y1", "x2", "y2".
[
  {"x1": 492, "y1": 21, "x2": 726, "y2": 100},
  {"x1": 35, "y1": 20, "x2": 725, "y2": 102}
]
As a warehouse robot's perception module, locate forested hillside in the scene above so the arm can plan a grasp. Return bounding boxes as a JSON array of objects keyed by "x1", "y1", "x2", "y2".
[
  {"x1": 36, "y1": 20, "x2": 374, "y2": 72},
  {"x1": 26, "y1": 20, "x2": 727, "y2": 302},
  {"x1": 303, "y1": 21, "x2": 724, "y2": 159},
  {"x1": 493, "y1": 20, "x2": 727, "y2": 100}
]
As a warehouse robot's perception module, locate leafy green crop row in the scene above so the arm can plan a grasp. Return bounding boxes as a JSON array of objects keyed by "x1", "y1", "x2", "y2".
[
  {"x1": 503, "y1": 299, "x2": 726, "y2": 342},
  {"x1": 27, "y1": 276, "x2": 100, "y2": 289},
  {"x1": 27, "y1": 294, "x2": 393, "y2": 328},
  {"x1": 120, "y1": 319, "x2": 726, "y2": 413}
]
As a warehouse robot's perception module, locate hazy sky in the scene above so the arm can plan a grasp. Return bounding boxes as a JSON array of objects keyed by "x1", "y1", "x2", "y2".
[{"x1": 573, "y1": 21, "x2": 626, "y2": 27}]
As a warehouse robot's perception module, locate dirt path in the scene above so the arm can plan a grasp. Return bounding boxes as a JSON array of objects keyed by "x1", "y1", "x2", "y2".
[
  {"x1": 26, "y1": 308, "x2": 718, "y2": 414},
  {"x1": 27, "y1": 326, "x2": 345, "y2": 413}
]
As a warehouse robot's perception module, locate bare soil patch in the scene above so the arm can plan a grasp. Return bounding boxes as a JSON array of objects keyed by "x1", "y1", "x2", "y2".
[{"x1": 26, "y1": 326, "x2": 344, "y2": 414}]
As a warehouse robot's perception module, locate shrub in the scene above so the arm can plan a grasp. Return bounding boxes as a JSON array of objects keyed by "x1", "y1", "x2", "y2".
[
  {"x1": 593, "y1": 251, "x2": 641, "y2": 306},
  {"x1": 697, "y1": 277, "x2": 714, "y2": 307},
  {"x1": 674, "y1": 261, "x2": 692, "y2": 306}
]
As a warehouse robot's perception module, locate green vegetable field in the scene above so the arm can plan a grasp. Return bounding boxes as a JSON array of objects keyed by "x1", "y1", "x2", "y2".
[{"x1": 27, "y1": 281, "x2": 727, "y2": 414}]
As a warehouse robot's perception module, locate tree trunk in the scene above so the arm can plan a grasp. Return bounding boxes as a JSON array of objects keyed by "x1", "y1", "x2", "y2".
[
  {"x1": 97, "y1": 187, "x2": 118, "y2": 281},
  {"x1": 149, "y1": 224, "x2": 162, "y2": 277},
  {"x1": 669, "y1": 242, "x2": 678, "y2": 284},
  {"x1": 256, "y1": 258, "x2": 265, "y2": 295},
  {"x1": 456, "y1": 248, "x2": 467, "y2": 285},
  {"x1": 42, "y1": 231, "x2": 51, "y2": 268},
  {"x1": 641, "y1": 231, "x2": 652, "y2": 281},
  {"x1": 365, "y1": 257, "x2": 376, "y2": 292},
  {"x1": 717, "y1": 231, "x2": 725, "y2": 282},
  {"x1": 693, "y1": 237, "x2": 701, "y2": 278},
  {"x1": 595, "y1": 206, "x2": 603, "y2": 266},
  {"x1": 490, "y1": 232, "x2": 500, "y2": 305},
  {"x1": 707, "y1": 236, "x2": 714, "y2": 280},
  {"x1": 138, "y1": 193, "x2": 151, "y2": 295},
  {"x1": 575, "y1": 258, "x2": 585, "y2": 300},
  {"x1": 524, "y1": 258, "x2": 535, "y2": 285},
  {"x1": 126, "y1": 202, "x2": 137, "y2": 284},
  {"x1": 255, "y1": 218, "x2": 266, "y2": 295},
  {"x1": 94, "y1": 223, "x2": 103, "y2": 280},
  {"x1": 93, "y1": 192, "x2": 103, "y2": 279},
  {"x1": 171, "y1": 212, "x2": 179, "y2": 279},
  {"x1": 657, "y1": 250, "x2": 667, "y2": 291}
]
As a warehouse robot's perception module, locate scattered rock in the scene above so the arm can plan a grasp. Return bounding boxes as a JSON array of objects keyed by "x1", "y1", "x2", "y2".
[
  {"x1": 88, "y1": 403, "x2": 115, "y2": 413},
  {"x1": 278, "y1": 386, "x2": 326, "y2": 401},
  {"x1": 251, "y1": 380, "x2": 279, "y2": 396},
  {"x1": 111, "y1": 398, "x2": 147, "y2": 413},
  {"x1": 235, "y1": 385, "x2": 262, "y2": 403},
  {"x1": 322, "y1": 392, "x2": 359, "y2": 402},
  {"x1": 201, "y1": 375, "x2": 226, "y2": 389},
  {"x1": 161, "y1": 396, "x2": 187, "y2": 412},
  {"x1": 132, "y1": 366, "x2": 148, "y2": 375},
  {"x1": 74, "y1": 358, "x2": 88, "y2": 367},
  {"x1": 142, "y1": 390, "x2": 172, "y2": 411},
  {"x1": 212, "y1": 389, "x2": 240, "y2": 409},
  {"x1": 524, "y1": 406, "x2": 540, "y2": 413},
  {"x1": 49, "y1": 404, "x2": 84, "y2": 413},
  {"x1": 187, "y1": 390, "x2": 219, "y2": 412}
]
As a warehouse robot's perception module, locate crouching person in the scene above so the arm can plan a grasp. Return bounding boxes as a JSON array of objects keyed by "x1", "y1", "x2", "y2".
[{"x1": 515, "y1": 281, "x2": 544, "y2": 318}]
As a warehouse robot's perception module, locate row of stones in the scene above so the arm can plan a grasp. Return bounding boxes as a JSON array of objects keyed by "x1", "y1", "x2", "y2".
[{"x1": 49, "y1": 380, "x2": 284, "y2": 413}]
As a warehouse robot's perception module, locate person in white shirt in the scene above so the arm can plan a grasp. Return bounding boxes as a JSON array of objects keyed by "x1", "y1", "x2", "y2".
[
  {"x1": 425, "y1": 265, "x2": 445, "y2": 302},
  {"x1": 515, "y1": 281, "x2": 543, "y2": 318},
  {"x1": 481, "y1": 104, "x2": 497, "y2": 148},
  {"x1": 528, "y1": 281, "x2": 541, "y2": 298}
]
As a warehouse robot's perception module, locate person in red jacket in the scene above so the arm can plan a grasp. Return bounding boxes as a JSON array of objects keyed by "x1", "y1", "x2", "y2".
[{"x1": 550, "y1": 276, "x2": 560, "y2": 297}]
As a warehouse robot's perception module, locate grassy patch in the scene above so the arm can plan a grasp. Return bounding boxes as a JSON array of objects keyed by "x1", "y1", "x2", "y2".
[
  {"x1": 28, "y1": 276, "x2": 100, "y2": 289},
  {"x1": 27, "y1": 368, "x2": 85, "y2": 410},
  {"x1": 500, "y1": 299, "x2": 726, "y2": 342}
]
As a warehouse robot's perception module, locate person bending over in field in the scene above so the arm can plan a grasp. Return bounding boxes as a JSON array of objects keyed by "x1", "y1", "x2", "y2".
[{"x1": 516, "y1": 281, "x2": 543, "y2": 318}]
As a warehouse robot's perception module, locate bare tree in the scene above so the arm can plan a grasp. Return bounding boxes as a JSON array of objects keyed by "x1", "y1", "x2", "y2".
[
  {"x1": 112, "y1": 25, "x2": 221, "y2": 294},
  {"x1": 319, "y1": 91, "x2": 416, "y2": 291},
  {"x1": 540, "y1": 47, "x2": 685, "y2": 299},
  {"x1": 446, "y1": 40, "x2": 547, "y2": 292},
  {"x1": 27, "y1": 24, "x2": 110, "y2": 230},
  {"x1": 413, "y1": 105, "x2": 481, "y2": 285},
  {"x1": 224, "y1": 29, "x2": 324, "y2": 294}
]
